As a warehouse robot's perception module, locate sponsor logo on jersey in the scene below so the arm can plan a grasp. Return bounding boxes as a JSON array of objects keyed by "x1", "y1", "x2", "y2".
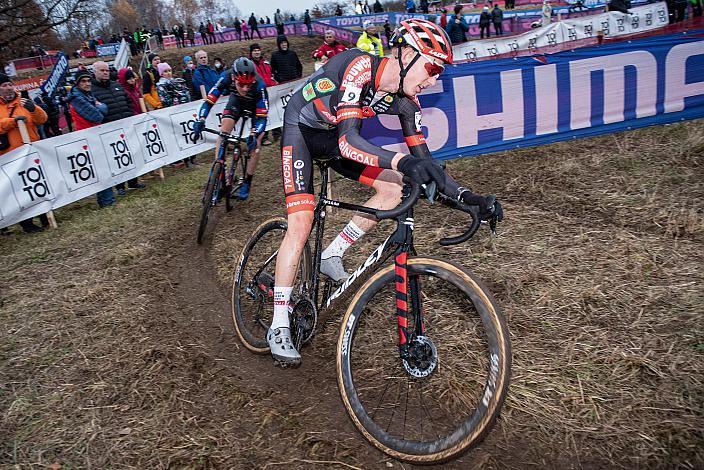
[
  {"x1": 414, "y1": 111, "x2": 422, "y2": 132},
  {"x1": 342, "y1": 55, "x2": 372, "y2": 88},
  {"x1": 314, "y1": 78, "x2": 336, "y2": 94},
  {"x1": 384, "y1": 95, "x2": 393, "y2": 103},
  {"x1": 282, "y1": 146, "x2": 295, "y2": 194},
  {"x1": 302, "y1": 83, "x2": 316, "y2": 102},
  {"x1": 338, "y1": 135, "x2": 379, "y2": 167}
]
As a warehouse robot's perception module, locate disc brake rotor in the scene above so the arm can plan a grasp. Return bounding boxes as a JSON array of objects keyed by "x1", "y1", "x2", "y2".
[{"x1": 402, "y1": 335, "x2": 438, "y2": 378}]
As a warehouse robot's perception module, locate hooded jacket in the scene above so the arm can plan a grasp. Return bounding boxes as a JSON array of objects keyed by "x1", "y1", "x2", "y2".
[
  {"x1": 142, "y1": 66, "x2": 162, "y2": 109},
  {"x1": 91, "y1": 75, "x2": 134, "y2": 122},
  {"x1": 270, "y1": 36, "x2": 303, "y2": 83},
  {"x1": 67, "y1": 85, "x2": 107, "y2": 131},
  {"x1": 0, "y1": 92, "x2": 48, "y2": 156},
  {"x1": 117, "y1": 68, "x2": 143, "y2": 114}
]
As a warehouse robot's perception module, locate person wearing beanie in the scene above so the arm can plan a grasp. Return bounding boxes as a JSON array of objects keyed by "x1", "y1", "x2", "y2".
[
  {"x1": 181, "y1": 55, "x2": 196, "y2": 99},
  {"x1": 0, "y1": 73, "x2": 50, "y2": 232},
  {"x1": 156, "y1": 62, "x2": 190, "y2": 107},
  {"x1": 270, "y1": 35, "x2": 302, "y2": 84},
  {"x1": 117, "y1": 68, "x2": 143, "y2": 114},
  {"x1": 356, "y1": 21, "x2": 384, "y2": 57},
  {"x1": 249, "y1": 43, "x2": 276, "y2": 87},
  {"x1": 480, "y1": 6, "x2": 492, "y2": 38},
  {"x1": 141, "y1": 53, "x2": 162, "y2": 109},
  {"x1": 312, "y1": 30, "x2": 348, "y2": 64}
]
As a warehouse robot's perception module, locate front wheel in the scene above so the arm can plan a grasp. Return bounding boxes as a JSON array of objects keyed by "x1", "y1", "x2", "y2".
[
  {"x1": 197, "y1": 161, "x2": 223, "y2": 245},
  {"x1": 336, "y1": 257, "x2": 511, "y2": 464}
]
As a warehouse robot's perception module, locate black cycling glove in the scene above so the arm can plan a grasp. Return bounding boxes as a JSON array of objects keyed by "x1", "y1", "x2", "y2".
[
  {"x1": 397, "y1": 156, "x2": 446, "y2": 192},
  {"x1": 460, "y1": 191, "x2": 504, "y2": 221}
]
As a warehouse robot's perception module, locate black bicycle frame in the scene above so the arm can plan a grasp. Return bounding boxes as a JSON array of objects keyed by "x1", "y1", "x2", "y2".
[{"x1": 307, "y1": 162, "x2": 423, "y2": 356}]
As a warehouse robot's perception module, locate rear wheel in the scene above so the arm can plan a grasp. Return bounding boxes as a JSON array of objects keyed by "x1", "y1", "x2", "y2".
[
  {"x1": 197, "y1": 161, "x2": 222, "y2": 245},
  {"x1": 336, "y1": 257, "x2": 511, "y2": 464},
  {"x1": 232, "y1": 218, "x2": 312, "y2": 353}
]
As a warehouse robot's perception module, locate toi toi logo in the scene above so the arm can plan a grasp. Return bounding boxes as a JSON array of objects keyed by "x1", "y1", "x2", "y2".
[
  {"x1": 109, "y1": 137, "x2": 134, "y2": 169},
  {"x1": 179, "y1": 117, "x2": 204, "y2": 145},
  {"x1": 142, "y1": 125, "x2": 165, "y2": 158},
  {"x1": 67, "y1": 149, "x2": 96, "y2": 183},
  {"x1": 19, "y1": 159, "x2": 51, "y2": 202}
]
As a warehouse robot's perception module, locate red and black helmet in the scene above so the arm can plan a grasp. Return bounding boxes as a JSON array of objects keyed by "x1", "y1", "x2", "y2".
[
  {"x1": 391, "y1": 18, "x2": 453, "y2": 65},
  {"x1": 233, "y1": 57, "x2": 257, "y2": 85}
]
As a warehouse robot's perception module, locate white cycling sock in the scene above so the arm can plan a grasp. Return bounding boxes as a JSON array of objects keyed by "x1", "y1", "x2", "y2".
[
  {"x1": 271, "y1": 286, "x2": 293, "y2": 330},
  {"x1": 322, "y1": 220, "x2": 365, "y2": 259}
]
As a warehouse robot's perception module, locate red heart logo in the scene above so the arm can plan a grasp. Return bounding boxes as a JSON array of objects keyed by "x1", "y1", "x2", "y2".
[
  {"x1": 152, "y1": 123, "x2": 157, "y2": 128},
  {"x1": 120, "y1": 134, "x2": 125, "y2": 138},
  {"x1": 192, "y1": 113, "x2": 197, "y2": 118},
  {"x1": 34, "y1": 158, "x2": 40, "y2": 164},
  {"x1": 82, "y1": 145, "x2": 88, "y2": 150}
]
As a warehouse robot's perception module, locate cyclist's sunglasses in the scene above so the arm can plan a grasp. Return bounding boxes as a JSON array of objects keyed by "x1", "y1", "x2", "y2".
[{"x1": 423, "y1": 58, "x2": 445, "y2": 78}]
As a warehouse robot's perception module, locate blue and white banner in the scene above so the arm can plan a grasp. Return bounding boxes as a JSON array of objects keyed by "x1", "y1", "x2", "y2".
[
  {"x1": 96, "y1": 43, "x2": 121, "y2": 57},
  {"x1": 39, "y1": 52, "x2": 69, "y2": 98},
  {"x1": 362, "y1": 30, "x2": 704, "y2": 160}
]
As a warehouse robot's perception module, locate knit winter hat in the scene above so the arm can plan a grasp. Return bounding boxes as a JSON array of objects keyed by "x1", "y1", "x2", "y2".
[
  {"x1": 249, "y1": 43, "x2": 261, "y2": 53},
  {"x1": 0, "y1": 73, "x2": 11, "y2": 86},
  {"x1": 123, "y1": 69, "x2": 135, "y2": 80},
  {"x1": 157, "y1": 62, "x2": 172, "y2": 75},
  {"x1": 74, "y1": 70, "x2": 92, "y2": 83},
  {"x1": 183, "y1": 55, "x2": 192, "y2": 64}
]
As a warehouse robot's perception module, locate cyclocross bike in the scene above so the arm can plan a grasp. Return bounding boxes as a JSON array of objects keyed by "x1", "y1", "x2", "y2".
[
  {"x1": 196, "y1": 115, "x2": 250, "y2": 245},
  {"x1": 231, "y1": 160, "x2": 511, "y2": 464}
]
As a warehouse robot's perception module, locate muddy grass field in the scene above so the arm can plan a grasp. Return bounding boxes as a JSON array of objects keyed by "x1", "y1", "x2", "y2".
[{"x1": 2, "y1": 110, "x2": 703, "y2": 467}]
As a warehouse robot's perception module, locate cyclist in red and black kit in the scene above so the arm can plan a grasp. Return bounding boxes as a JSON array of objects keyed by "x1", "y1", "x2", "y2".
[
  {"x1": 193, "y1": 57, "x2": 268, "y2": 200},
  {"x1": 269, "y1": 19, "x2": 503, "y2": 365}
]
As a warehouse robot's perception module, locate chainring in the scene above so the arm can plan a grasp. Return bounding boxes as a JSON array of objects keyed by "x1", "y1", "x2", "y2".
[{"x1": 290, "y1": 296, "x2": 317, "y2": 351}]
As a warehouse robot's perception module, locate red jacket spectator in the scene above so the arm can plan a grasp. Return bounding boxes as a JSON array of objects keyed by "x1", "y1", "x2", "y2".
[
  {"x1": 117, "y1": 68, "x2": 143, "y2": 114},
  {"x1": 312, "y1": 32, "x2": 348, "y2": 61},
  {"x1": 249, "y1": 43, "x2": 277, "y2": 87}
]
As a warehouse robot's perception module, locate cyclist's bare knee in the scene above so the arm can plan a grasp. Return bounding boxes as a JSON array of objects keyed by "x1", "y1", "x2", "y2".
[
  {"x1": 285, "y1": 210, "x2": 314, "y2": 245},
  {"x1": 372, "y1": 170, "x2": 403, "y2": 201}
]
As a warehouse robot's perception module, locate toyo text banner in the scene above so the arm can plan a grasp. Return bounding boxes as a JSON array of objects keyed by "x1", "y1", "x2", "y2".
[
  {"x1": 0, "y1": 79, "x2": 305, "y2": 229},
  {"x1": 361, "y1": 30, "x2": 704, "y2": 160}
]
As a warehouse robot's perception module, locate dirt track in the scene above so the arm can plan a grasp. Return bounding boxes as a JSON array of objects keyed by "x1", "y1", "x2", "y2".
[{"x1": 2, "y1": 120, "x2": 703, "y2": 469}]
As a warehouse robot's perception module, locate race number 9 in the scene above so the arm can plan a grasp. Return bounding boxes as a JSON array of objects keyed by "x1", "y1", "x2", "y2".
[{"x1": 341, "y1": 86, "x2": 362, "y2": 104}]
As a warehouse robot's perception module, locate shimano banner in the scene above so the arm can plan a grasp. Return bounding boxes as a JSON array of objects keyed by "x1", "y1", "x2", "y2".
[
  {"x1": 39, "y1": 52, "x2": 69, "y2": 98},
  {"x1": 361, "y1": 30, "x2": 704, "y2": 161}
]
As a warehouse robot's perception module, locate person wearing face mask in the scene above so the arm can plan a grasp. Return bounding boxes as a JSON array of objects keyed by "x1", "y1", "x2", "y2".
[
  {"x1": 192, "y1": 50, "x2": 219, "y2": 98},
  {"x1": 181, "y1": 55, "x2": 196, "y2": 99},
  {"x1": 312, "y1": 30, "x2": 348, "y2": 64},
  {"x1": 356, "y1": 21, "x2": 384, "y2": 57},
  {"x1": 213, "y1": 57, "x2": 226, "y2": 79}
]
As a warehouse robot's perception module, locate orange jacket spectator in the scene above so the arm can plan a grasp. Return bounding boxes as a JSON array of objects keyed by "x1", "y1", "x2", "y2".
[{"x1": 0, "y1": 74, "x2": 48, "y2": 156}]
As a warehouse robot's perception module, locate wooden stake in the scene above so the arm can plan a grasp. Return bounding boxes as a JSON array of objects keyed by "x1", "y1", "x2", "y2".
[
  {"x1": 140, "y1": 98, "x2": 165, "y2": 181},
  {"x1": 18, "y1": 120, "x2": 58, "y2": 228}
]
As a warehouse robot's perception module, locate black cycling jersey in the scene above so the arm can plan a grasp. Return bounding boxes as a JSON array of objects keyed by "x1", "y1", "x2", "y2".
[{"x1": 281, "y1": 49, "x2": 460, "y2": 214}]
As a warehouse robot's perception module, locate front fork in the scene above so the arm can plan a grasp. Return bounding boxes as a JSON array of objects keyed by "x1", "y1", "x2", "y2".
[{"x1": 395, "y1": 217, "x2": 424, "y2": 360}]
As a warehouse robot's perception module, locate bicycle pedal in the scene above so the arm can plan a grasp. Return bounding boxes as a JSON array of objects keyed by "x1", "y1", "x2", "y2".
[{"x1": 272, "y1": 358, "x2": 302, "y2": 369}]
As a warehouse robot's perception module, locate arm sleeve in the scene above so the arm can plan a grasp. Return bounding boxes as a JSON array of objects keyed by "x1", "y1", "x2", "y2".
[
  {"x1": 30, "y1": 105, "x2": 48, "y2": 125},
  {"x1": 335, "y1": 55, "x2": 400, "y2": 169},
  {"x1": 73, "y1": 95, "x2": 105, "y2": 123},
  {"x1": 397, "y1": 97, "x2": 461, "y2": 196},
  {"x1": 0, "y1": 118, "x2": 16, "y2": 132},
  {"x1": 197, "y1": 74, "x2": 231, "y2": 120}
]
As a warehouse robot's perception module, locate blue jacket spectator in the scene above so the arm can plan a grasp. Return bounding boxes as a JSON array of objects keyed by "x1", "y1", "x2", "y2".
[
  {"x1": 446, "y1": 13, "x2": 469, "y2": 44},
  {"x1": 191, "y1": 50, "x2": 220, "y2": 98}
]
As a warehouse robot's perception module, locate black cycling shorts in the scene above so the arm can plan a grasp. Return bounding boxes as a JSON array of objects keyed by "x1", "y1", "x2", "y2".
[{"x1": 282, "y1": 123, "x2": 383, "y2": 214}]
